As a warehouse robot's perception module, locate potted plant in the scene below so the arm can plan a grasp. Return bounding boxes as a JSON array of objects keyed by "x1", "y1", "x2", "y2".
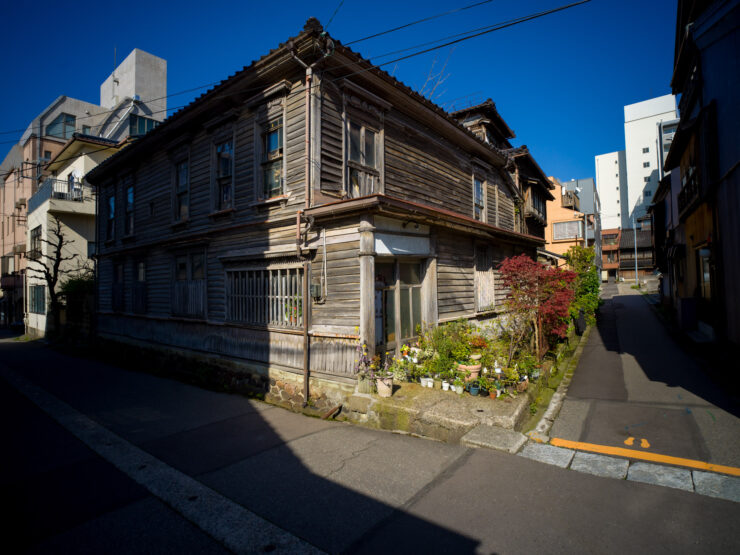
[
  {"x1": 477, "y1": 375, "x2": 491, "y2": 397},
  {"x1": 453, "y1": 376, "x2": 465, "y2": 395},
  {"x1": 469, "y1": 379, "x2": 481, "y2": 396}
]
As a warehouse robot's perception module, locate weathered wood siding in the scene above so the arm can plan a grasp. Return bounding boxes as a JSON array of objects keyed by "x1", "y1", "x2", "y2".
[
  {"x1": 308, "y1": 219, "x2": 361, "y2": 330},
  {"x1": 437, "y1": 232, "x2": 475, "y2": 319},
  {"x1": 320, "y1": 81, "x2": 344, "y2": 195}
]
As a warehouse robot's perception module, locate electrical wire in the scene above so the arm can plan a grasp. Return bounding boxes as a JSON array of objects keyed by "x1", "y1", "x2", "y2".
[
  {"x1": 325, "y1": 0, "x2": 347, "y2": 30},
  {"x1": 345, "y1": 0, "x2": 495, "y2": 46},
  {"x1": 0, "y1": 0, "x2": 591, "y2": 181}
]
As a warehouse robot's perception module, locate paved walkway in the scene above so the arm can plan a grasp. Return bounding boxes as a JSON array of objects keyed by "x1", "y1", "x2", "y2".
[
  {"x1": 551, "y1": 285, "x2": 740, "y2": 470},
  {"x1": 2, "y1": 334, "x2": 739, "y2": 553}
]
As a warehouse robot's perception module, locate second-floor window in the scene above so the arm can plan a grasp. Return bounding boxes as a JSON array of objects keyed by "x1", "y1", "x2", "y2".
[
  {"x1": 215, "y1": 140, "x2": 234, "y2": 210},
  {"x1": 129, "y1": 115, "x2": 158, "y2": 136},
  {"x1": 473, "y1": 177, "x2": 485, "y2": 221},
  {"x1": 553, "y1": 221, "x2": 583, "y2": 241},
  {"x1": 261, "y1": 117, "x2": 284, "y2": 198},
  {"x1": 30, "y1": 226, "x2": 42, "y2": 260},
  {"x1": 107, "y1": 195, "x2": 115, "y2": 240},
  {"x1": 46, "y1": 113, "x2": 76, "y2": 139},
  {"x1": 175, "y1": 160, "x2": 189, "y2": 221},
  {"x1": 347, "y1": 120, "x2": 379, "y2": 198},
  {"x1": 125, "y1": 185, "x2": 134, "y2": 236}
]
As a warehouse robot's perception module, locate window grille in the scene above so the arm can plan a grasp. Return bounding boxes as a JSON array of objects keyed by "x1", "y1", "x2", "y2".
[{"x1": 226, "y1": 267, "x2": 303, "y2": 328}]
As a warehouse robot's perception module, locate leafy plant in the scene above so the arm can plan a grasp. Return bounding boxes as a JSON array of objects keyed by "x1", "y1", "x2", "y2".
[{"x1": 564, "y1": 245, "x2": 600, "y2": 326}]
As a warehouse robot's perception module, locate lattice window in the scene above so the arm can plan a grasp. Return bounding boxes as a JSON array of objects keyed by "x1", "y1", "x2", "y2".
[
  {"x1": 475, "y1": 245, "x2": 496, "y2": 312},
  {"x1": 226, "y1": 266, "x2": 303, "y2": 328}
]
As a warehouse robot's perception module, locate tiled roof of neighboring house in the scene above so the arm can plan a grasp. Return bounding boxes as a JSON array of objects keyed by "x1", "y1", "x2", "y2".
[
  {"x1": 450, "y1": 98, "x2": 516, "y2": 141},
  {"x1": 88, "y1": 18, "x2": 513, "y2": 183},
  {"x1": 619, "y1": 229, "x2": 653, "y2": 249}
]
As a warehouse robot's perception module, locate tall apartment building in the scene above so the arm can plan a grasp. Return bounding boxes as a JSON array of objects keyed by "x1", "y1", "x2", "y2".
[
  {"x1": 594, "y1": 95, "x2": 677, "y2": 280},
  {"x1": 596, "y1": 95, "x2": 677, "y2": 229},
  {"x1": 623, "y1": 95, "x2": 678, "y2": 224},
  {"x1": 0, "y1": 49, "x2": 166, "y2": 328}
]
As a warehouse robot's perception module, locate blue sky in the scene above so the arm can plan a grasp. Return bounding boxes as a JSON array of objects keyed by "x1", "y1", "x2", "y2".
[{"x1": 0, "y1": 0, "x2": 676, "y2": 181}]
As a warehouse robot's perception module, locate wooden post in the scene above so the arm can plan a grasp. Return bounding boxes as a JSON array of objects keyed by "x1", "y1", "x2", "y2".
[{"x1": 358, "y1": 215, "x2": 376, "y2": 355}]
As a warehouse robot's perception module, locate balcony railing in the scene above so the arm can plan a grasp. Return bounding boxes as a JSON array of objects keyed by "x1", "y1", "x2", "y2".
[
  {"x1": 28, "y1": 178, "x2": 87, "y2": 214},
  {"x1": 677, "y1": 170, "x2": 699, "y2": 217}
]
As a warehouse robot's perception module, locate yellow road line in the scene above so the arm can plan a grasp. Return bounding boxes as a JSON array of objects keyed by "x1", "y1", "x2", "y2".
[{"x1": 550, "y1": 437, "x2": 740, "y2": 477}]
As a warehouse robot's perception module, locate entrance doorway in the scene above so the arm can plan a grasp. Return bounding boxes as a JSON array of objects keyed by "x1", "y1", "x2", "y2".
[{"x1": 375, "y1": 260, "x2": 423, "y2": 355}]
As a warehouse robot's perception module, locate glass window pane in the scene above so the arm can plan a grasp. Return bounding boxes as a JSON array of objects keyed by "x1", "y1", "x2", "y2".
[
  {"x1": 349, "y1": 122, "x2": 361, "y2": 163},
  {"x1": 385, "y1": 290, "x2": 395, "y2": 344},
  {"x1": 349, "y1": 168, "x2": 361, "y2": 198},
  {"x1": 365, "y1": 130, "x2": 376, "y2": 168},
  {"x1": 400, "y1": 262, "x2": 421, "y2": 285},
  {"x1": 217, "y1": 141, "x2": 233, "y2": 177},
  {"x1": 263, "y1": 160, "x2": 282, "y2": 197},
  {"x1": 375, "y1": 263, "x2": 394, "y2": 287},
  {"x1": 137, "y1": 262, "x2": 146, "y2": 282},
  {"x1": 176, "y1": 256, "x2": 188, "y2": 280},
  {"x1": 400, "y1": 287, "x2": 411, "y2": 340},
  {"x1": 177, "y1": 161, "x2": 188, "y2": 190},
  {"x1": 412, "y1": 287, "x2": 421, "y2": 333},
  {"x1": 191, "y1": 254, "x2": 204, "y2": 280}
]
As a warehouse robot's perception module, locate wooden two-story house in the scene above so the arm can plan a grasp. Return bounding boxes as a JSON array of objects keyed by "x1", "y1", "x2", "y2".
[
  {"x1": 450, "y1": 100, "x2": 555, "y2": 239},
  {"x1": 86, "y1": 19, "x2": 545, "y2": 409}
]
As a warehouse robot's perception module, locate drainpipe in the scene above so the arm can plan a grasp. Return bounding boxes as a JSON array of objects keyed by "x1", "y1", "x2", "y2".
[{"x1": 302, "y1": 260, "x2": 310, "y2": 407}]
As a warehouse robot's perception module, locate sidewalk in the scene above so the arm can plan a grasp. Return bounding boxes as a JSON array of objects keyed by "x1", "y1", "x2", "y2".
[{"x1": 2, "y1": 337, "x2": 739, "y2": 553}]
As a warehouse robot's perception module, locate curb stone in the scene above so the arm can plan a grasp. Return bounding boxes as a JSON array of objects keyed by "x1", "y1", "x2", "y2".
[{"x1": 526, "y1": 326, "x2": 591, "y2": 443}]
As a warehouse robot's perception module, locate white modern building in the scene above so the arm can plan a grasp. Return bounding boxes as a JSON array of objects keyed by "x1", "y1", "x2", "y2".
[
  {"x1": 623, "y1": 95, "x2": 677, "y2": 224},
  {"x1": 595, "y1": 150, "x2": 627, "y2": 230},
  {"x1": 595, "y1": 94, "x2": 677, "y2": 230}
]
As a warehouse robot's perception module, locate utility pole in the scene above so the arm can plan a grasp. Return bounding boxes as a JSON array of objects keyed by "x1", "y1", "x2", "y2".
[{"x1": 633, "y1": 214, "x2": 638, "y2": 286}]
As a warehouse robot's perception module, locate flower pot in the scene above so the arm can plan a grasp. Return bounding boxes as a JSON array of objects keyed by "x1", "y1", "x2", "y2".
[
  {"x1": 376, "y1": 377, "x2": 393, "y2": 398},
  {"x1": 420, "y1": 377, "x2": 432, "y2": 388},
  {"x1": 470, "y1": 354, "x2": 482, "y2": 362},
  {"x1": 469, "y1": 384, "x2": 480, "y2": 396},
  {"x1": 357, "y1": 376, "x2": 374, "y2": 394},
  {"x1": 433, "y1": 379, "x2": 442, "y2": 390},
  {"x1": 458, "y1": 363, "x2": 481, "y2": 382},
  {"x1": 442, "y1": 381, "x2": 450, "y2": 391},
  {"x1": 479, "y1": 388, "x2": 489, "y2": 397},
  {"x1": 516, "y1": 378, "x2": 529, "y2": 392},
  {"x1": 453, "y1": 384, "x2": 464, "y2": 395},
  {"x1": 488, "y1": 389, "x2": 497, "y2": 399}
]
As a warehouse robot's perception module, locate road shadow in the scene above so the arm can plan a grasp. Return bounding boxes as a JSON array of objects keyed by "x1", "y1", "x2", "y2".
[
  {"x1": 595, "y1": 293, "x2": 739, "y2": 418},
  {"x1": 0, "y1": 339, "x2": 481, "y2": 554}
]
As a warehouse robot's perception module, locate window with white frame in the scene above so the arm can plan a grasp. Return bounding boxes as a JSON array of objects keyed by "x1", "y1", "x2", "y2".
[
  {"x1": 347, "y1": 120, "x2": 380, "y2": 198},
  {"x1": 215, "y1": 139, "x2": 234, "y2": 210},
  {"x1": 473, "y1": 177, "x2": 485, "y2": 221},
  {"x1": 173, "y1": 252, "x2": 206, "y2": 317},
  {"x1": 553, "y1": 220, "x2": 583, "y2": 240},
  {"x1": 261, "y1": 117, "x2": 284, "y2": 198},
  {"x1": 226, "y1": 265, "x2": 303, "y2": 328}
]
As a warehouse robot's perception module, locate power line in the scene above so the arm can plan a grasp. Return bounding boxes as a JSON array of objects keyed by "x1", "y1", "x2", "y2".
[
  {"x1": 325, "y1": 0, "x2": 347, "y2": 30},
  {"x1": 345, "y1": 0, "x2": 495, "y2": 46},
  {"x1": 0, "y1": 0, "x2": 590, "y2": 181},
  {"x1": 0, "y1": 2, "x2": 496, "y2": 139}
]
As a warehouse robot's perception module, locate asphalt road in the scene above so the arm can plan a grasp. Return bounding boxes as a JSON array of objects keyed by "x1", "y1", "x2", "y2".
[
  {"x1": 1, "y1": 331, "x2": 739, "y2": 554},
  {"x1": 551, "y1": 284, "x2": 740, "y2": 469}
]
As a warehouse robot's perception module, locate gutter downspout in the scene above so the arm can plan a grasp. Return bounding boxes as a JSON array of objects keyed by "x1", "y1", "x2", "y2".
[{"x1": 290, "y1": 48, "x2": 320, "y2": 407}]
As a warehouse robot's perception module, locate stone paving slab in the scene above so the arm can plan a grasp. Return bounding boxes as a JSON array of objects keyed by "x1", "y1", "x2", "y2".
[
  {"x1": 627, "y1": 462, "x2": 694, "y2": 492},
  {"x1": 692, "y1": 471, "x2": 740, "y2": 503},
  {"x1": 460, "y1": 426, "x2": 527, "y2": 454},
  {"x1": 518, "y1": 443, "x2": 574, "y2": 468},
  {"x1": 570, "y1": 451, "x2": 629, "y2": 480}
]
